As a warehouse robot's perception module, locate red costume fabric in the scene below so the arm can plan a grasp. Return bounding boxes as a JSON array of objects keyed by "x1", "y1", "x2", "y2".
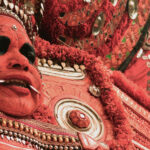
[
  {"x1": 124, "y1": 26, "x2": 150, "y2": 95},
  {"x1": 125, "y1": 51, "x2": 150, "y2": 95}
]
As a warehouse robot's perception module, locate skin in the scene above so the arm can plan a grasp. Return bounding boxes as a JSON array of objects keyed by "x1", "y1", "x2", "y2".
[{"x1": 0, "y1": 15, "x2": 42, "y2": 116}]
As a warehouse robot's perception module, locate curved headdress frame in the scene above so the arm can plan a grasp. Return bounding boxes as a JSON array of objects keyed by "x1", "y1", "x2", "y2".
[
  {"x1": 0, "y1": 0, "x2": 45, "y2": 43},
  {"x1": 0, "y1": 7, "x2": 25, "y2": 28}
]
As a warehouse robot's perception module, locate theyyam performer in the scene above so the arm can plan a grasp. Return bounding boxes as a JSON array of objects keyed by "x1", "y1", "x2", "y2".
[{"x1": 0, "y1": 0, "x2": 149, "y2": 150}]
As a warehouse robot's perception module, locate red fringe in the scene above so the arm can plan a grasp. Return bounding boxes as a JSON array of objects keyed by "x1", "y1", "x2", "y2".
[
  {"x1": 112, "y1": 71, "x2": 150, "y2": 111},
  {"x1": 34, "y1": 36, "x2": 133, "y2": 149},
  {"x1": 40, "y1": 0, "x2": 115, "y2": 42}
]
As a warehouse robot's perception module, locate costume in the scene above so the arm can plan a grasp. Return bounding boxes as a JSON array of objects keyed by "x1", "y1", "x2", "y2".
[
  {"x1": 0, "y1": 0, "x2": 149, "y2": 150},
  {"x1": 125, "y1": 28, "x2": 150, "y2": 95}
]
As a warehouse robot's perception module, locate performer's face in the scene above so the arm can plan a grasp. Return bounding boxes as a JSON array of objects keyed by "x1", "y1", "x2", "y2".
[
  {"x1": 142, "y1": 28, "x2": 150, "y2": 50},
  {"x1": 0, "y1": 15, "x2": 42, "y2": 116}
]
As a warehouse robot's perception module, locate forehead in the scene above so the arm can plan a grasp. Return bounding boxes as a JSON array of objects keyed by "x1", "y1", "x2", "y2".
[{"x1": 0, "y1": 15, "x2": 31, "y2": 45}]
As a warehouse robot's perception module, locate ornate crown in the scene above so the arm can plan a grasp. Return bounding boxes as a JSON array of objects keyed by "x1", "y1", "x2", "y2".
[{"x1": 0, "y1": 0, "x2": 45, "y2": 42}]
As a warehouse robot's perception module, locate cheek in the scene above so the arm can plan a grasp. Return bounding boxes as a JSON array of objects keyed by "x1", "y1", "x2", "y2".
[
  {"x1": 30, "y1": 66, "x2": 42, "y2": 89},
  {"x1": 30, "y1": 67, "x2": 43, "y2": 107},
  {"x1": 0, "y1": 55, "x2": 9, "y2": 70}
]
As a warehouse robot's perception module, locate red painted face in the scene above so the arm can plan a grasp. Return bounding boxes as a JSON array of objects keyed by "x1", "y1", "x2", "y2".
[{"x1": 0, "y1": 15, "x2": 42, "y2": 116}]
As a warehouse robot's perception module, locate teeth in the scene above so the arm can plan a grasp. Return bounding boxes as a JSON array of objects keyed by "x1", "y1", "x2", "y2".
[
  {"x1": 14, "y1": 5, "x2": 19, "y2": 14},
  {"x1": 74, "y1": 64, "x2": 79, "y2": 71},
  {"x1": 8, "y1": 3, "x2": 14, "y2": 10},
  {"x1": 29, "y1": 85, "x2": 40, "y2": 94},
  {"x1": 1, "y1": 134, "x2": 4, "y2": 139},
  {"x1": 40, "y1": 3, "x2": 44, "y2": 10},
  {"x1": 6, "y1": 80, "x2": 27, "y2": 87},
  {"x1": 6, "y1": 135, "x2": 11, "y2": 140},
  {"x1": 137, "y1": 48, "x2": 143, "y2": 58},
  {"x1": 51, "y1": 64, "x2": 62, "y2": 70},
  {"x1": 38, "y1": 58, "x2": 86, "y2": 74},
  {"x1": 0, "y1": 79, "x2": 27, "y2": 88},
  {"x1": 47, "y1": 60, "x2": 53, "y2": 66},
  {"x1": 19, "y1": 9, "x2": 24, "y2": 19},
  {"x1": 80, "y1": 65, "x2": 86, "y2": 71},
  {"x1": 40, "y1": 58, "x2": 46, "y2": 66},
  {"x1": 40, "y1": 8, "x2": 44, "y2": 16},
  {"x1": 38, "y1": 58, "x2": 42, "y2": 66},
  {"x1": 23, "y1": 14, "x2": 28, "y2": 23},
  {"x1": 61, "y1": 62, "x2": 66, "y2": 68},
  {"x1": 3, "y1": 0, "x2": 8, "y2": 7}
]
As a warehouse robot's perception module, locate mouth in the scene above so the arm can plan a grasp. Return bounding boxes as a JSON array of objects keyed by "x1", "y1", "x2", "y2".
[
  {"x1": 2, "y1": 79, "x2": 28, "y2": 88},
  {"x1": 0, "y1": 79, "x2": 39, "y2": 94}
]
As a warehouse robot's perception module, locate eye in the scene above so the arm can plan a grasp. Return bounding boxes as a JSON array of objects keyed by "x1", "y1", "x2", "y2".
[
  {"x1": 0, "y1": 36, "x2": 10, "y2": 55},
  {"x1": 20, "y1": 43, "x2": 35, "y2": 64},
  {"x1": 55, "y1": 99, "x2": 104, "y2": 140}
]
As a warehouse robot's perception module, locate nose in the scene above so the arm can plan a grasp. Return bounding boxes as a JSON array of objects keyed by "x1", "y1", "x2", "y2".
[{"x1": 7, "y1": 59, "x2": 29, "y2": 71}]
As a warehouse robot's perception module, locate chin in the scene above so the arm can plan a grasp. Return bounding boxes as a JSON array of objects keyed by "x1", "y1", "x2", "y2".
[{"x1": 0, "y1": 97, "x2": 37, "y2": 117}]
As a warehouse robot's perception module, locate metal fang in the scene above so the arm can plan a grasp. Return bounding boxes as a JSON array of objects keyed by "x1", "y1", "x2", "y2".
[{"x1": 29, "y1": 85, "x2": 40, "y2": 94}]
